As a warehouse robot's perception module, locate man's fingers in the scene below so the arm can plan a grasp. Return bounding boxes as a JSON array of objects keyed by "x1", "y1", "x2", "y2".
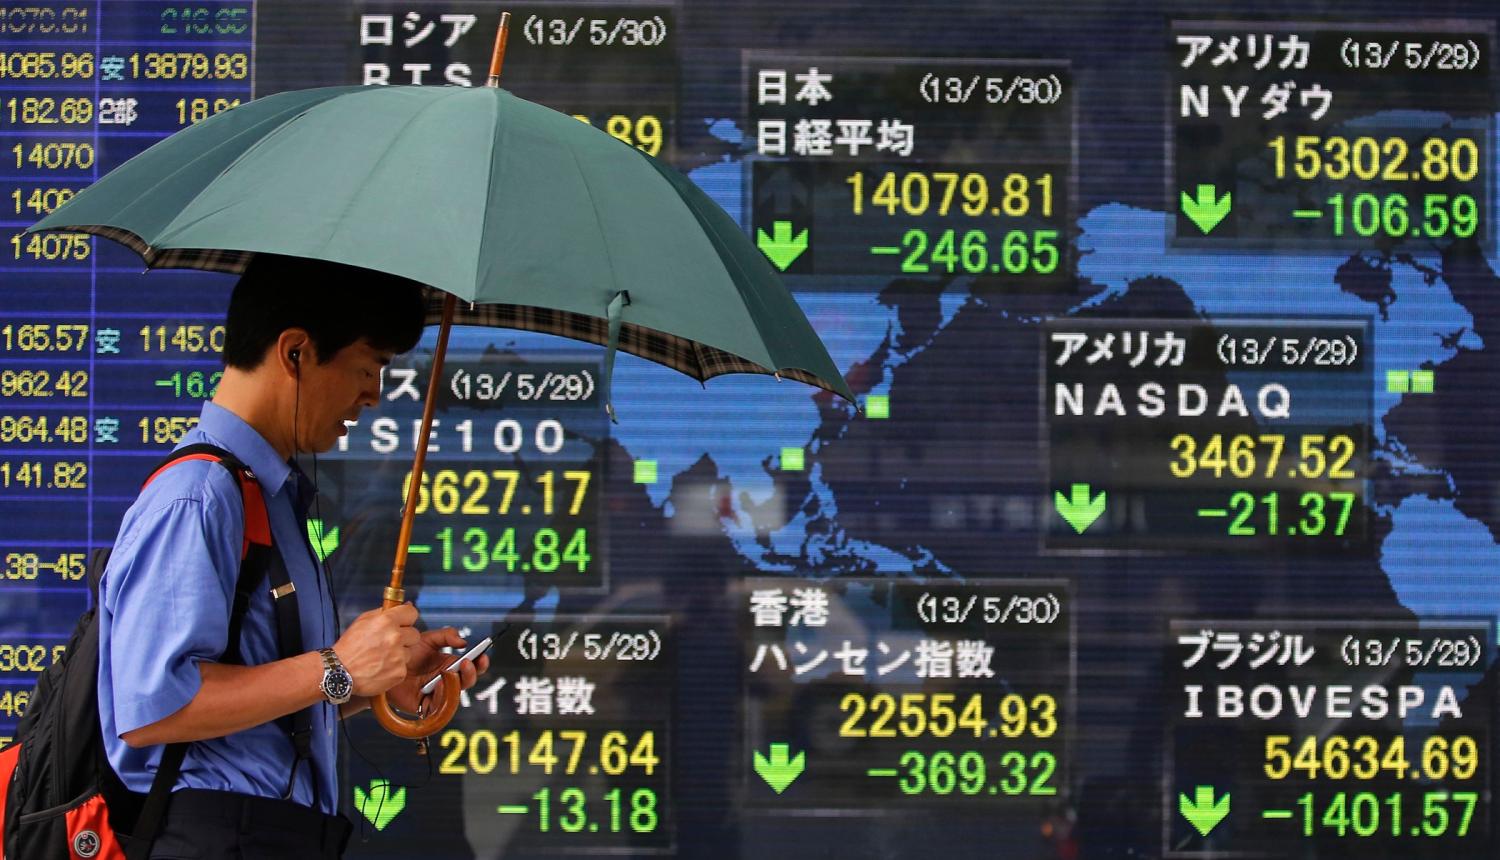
[
  {"x1": 457, "y1": 655, "x2": 489, "y2": 691},
  {"x1": 385, "y1": 602, "x2": 420, "y2": 626},
  {"x1": 399, "y1": 627, "x2": 421, "y2": 648}
]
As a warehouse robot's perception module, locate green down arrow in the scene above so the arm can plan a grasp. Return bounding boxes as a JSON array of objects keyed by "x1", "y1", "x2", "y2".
[
  {"x1": 756, "y1": 221, "x2": 808, "y2": 271},
  {"x1": 1179, "y1": 785, "x2": 1230, "y2": 837},
  {"x1": 754, "y1": 742, "x2": 806, "y2": 793},
  {"x1": 307, "y1": 518, "x2": 339, "y2": 562},
  {"x1": 1180, "y1": 184, "x2": 1232, "y2": 234},
  {"x1": 355, "y1": 779, "x2": 406, "y2": 831},
  {"x1": 1054, "y1": 483, "x2": 1106, "y2": 534}
]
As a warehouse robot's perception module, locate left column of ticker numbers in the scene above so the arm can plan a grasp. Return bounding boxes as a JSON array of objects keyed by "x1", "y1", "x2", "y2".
[{"x1": 0, "y1": 0, "x2": 256, "y2": 745}]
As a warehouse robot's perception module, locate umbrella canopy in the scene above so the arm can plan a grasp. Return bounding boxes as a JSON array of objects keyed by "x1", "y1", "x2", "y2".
[{"x1": 29, "y1": 84, "x2": 853, "y2": 404}]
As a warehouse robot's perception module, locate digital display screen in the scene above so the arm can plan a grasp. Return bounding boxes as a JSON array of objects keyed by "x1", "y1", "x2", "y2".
[{"x1": 2, "y1": 2, "x2": 1498, "y2": 858}]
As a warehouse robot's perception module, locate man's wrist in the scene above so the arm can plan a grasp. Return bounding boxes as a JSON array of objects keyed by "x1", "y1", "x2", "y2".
[
  {"x1": 340, "y1": 695, "x2": 372, "y2": 720},
  {"x1": 317, "y1": 647, "x2": 354, "y2": 705}
]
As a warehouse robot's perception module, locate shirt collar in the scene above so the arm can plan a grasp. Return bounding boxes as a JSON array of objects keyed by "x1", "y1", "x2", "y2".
[
  {"x1": 196, "y1": 401, "x2": 295, "y2": 498},
  {"x1": 288, "y1": 459, "x2": 319, "y2": 520}
]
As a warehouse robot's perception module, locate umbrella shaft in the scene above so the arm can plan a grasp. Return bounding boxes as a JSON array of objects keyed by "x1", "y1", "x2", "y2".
[
  {"x1": 387, "y1": 291, "x2": 457, "y2": 605},
  {"x1": 486, "y1": 12, "x2": 511, "y2": 87}
]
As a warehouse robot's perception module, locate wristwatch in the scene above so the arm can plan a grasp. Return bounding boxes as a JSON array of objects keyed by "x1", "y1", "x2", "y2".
[{"x1": 318, "y1": 648, "x2": 354, "y2": 706}]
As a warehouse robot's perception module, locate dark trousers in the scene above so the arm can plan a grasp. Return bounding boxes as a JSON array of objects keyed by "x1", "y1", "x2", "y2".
[{"x1": 147, "y1": 789, "x2": 352, "y2": 860}]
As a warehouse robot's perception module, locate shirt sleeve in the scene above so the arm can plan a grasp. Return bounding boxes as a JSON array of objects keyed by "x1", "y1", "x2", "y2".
[{"x1": 101, "y1": 466, "x2": 243, "y2": 736}]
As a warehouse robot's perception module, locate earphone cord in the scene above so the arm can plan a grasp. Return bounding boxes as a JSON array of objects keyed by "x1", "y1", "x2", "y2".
[{"x1": 296, "y1": 355, "x2": 433, "y2": 841}]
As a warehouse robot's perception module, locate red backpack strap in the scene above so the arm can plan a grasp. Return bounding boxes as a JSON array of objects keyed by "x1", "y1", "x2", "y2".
[
  {"x1": 141, "y1": 444, "x2": 272, "y2": 560},
  {"x1": 236, "y1": 475, "x2": 271, "y2": 557}
]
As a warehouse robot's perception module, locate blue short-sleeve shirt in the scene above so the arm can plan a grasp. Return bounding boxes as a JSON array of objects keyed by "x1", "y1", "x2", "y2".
[{"x1": 98, "y1": 401, "x2": 338, "y2": 812}]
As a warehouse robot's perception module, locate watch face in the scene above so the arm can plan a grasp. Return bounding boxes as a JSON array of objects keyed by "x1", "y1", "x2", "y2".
[{"x1": 323, "y1": 668, "x2": 353, "y2": 702}]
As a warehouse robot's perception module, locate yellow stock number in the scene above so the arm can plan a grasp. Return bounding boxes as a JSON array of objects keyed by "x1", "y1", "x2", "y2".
[
  {"x1": 139, "y1": 416, "x2": 199, "y2": 444},
  {"x1": 1169, "y1": 433, "x2": 1356, "y2": 480},
  {"x1": 11, "y1": 187, "x2": 77, "y2": 214},
  {"x1": 0, "y1": 369, "x2": 88, "y2": 397},
  {"x1": 0, "y1": 460, "x2": 87, "y2": 489},
  {"x1": 0, "y1": 52, "x2": 93, "y2": 80},
  {"x1": 0, "y1": 415, "x2": 89, "y2": 444},
  {"x1": 847, "y1": 170, "x2": 1053, "y2": 218},
  {"x1": 1268, "y1": 135, "x2": 1480, "y2": 183},
  {"x1": 839, "y1": 692, "x2": 1057, "y2": 739},
  {"x1": 9, "y1": 232, "x2": 90, "y2": 261},
  {"x1": 175, "y1": 98, "x2": 239, "y2": 125},
  {"x1": 439, "y1": 729, "x2": 658, "y2": 776},
  {"x1": 0, "y1": 689, "x2": 28, "y2": 717},
  {"x1": 3, "y1": 552, "x2": 39, "y2": 579},
  {"x1": 1, "y1": 324, "x2": 89, "y2": 351},
  {"x1": 4, "y1": 97, "x2": 92, "y2": 125},
  {"x1": 129, "y1": 52, "x2": 247, "y2": 80},
  {"x1": 11, "y1": 141, "x2": 94, "y2": 170},
  {"x1": 139, "y1": 324, "x2": 225, "y2": 353},
  {"x1": 0, "y1": 644, "x2": 66, "y2": 672},
  {"x1": 403, "y1": 468, "x2": 591, "y2": 517},
  {"x1": 1265, "y1": 735, "x2": 1478, "y2": 781},
  {"x1": 572, "y1": 113, "x2": 663, "y2": 156},
  {"x1": 5, "y1": 552, "x2": 85, "y2": 580}
]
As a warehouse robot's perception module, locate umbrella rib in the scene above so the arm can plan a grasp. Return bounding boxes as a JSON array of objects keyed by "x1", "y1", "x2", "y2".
[
  {"x1": 561, "y1": 134, "x2": 624, "y2": 301},
  {"x1": 631, "y1": 152, "x2": 783, "y2": 371},
  {"x1": 318, "y1": 87, "x2": 471, "y2": 257},
  {"x1": 631, "y1": 152, "x2": 852, "y2": 400},
  {"x1": 146, "y1": 88, "x2": 360, "y2": 246},
  {"x1": 155, "y1": 117, "x2": 307, "y2": 245},
  {"x1": 473, "y1": 90, "x2": 507, "y2": 297}
]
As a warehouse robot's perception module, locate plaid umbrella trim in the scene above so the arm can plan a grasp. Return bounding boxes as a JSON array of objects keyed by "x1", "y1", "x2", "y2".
[
  {"x1": 433, "y1": 294, "x2": 838, "y2": 395},
  {"x1": 71, "y1": 226, "x2": 256, "y2": 274},
  {"x1": 44, "y1": 230, "x2": 846, "y2": 396}
]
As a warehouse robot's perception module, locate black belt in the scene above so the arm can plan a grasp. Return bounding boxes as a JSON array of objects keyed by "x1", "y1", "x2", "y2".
[{"x1": 166, "y1": 789, "x2": 351, "y2": 855}]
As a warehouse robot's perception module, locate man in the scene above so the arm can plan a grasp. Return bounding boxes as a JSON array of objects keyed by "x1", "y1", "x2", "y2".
[{"x1": 98, "y1": 255, "x2": 487, "y2": 858}]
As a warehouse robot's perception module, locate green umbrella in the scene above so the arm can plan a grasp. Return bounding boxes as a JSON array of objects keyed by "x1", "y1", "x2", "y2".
[
  {"x1": 27, "y1": 15, "x2": 852, "y2": 742},
  {"x1": 26, "y1": 82, "x2": 852, "y2": 416}
]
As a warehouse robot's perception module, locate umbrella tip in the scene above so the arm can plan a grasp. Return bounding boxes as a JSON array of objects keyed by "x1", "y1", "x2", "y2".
[
  {"x1": 487, "y1": 11, "x2": 512, "y2": 87},
  {"x1": 605, "y1": 402, "x2": 619, "y2": 425}
]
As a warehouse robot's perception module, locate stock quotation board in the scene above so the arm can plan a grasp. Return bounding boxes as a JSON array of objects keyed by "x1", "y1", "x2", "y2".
[{"x1": 1, "y1": 2, "x2": 1498, "y2": 859}]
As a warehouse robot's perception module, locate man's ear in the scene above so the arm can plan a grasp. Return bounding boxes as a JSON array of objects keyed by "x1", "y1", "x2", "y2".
[{"x1": 274, "y1": 328, "x2": 312, "y2": 378}]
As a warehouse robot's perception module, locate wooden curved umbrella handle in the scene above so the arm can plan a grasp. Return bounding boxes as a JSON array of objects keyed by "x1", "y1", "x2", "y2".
[
  {"x1": 369, "y1": 590, "x2": 461, "y2": 739},
  {"x1": 371, "y1": 675, "x2": 461, "y2": 739}
]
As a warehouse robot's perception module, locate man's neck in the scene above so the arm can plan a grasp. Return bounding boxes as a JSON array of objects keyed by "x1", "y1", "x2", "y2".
[{"x1": 211, "y1": 368, "x2": 296, "y2": 460}]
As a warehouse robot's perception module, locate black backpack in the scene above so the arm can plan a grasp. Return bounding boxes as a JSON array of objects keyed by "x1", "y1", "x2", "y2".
[{"x1": 0, "y1": 443, "x2": 309, "y2": 860}]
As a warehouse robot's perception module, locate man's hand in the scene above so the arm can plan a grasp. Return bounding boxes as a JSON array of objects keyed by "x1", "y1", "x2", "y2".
[
  {"x1": 384, "y1": 627, "x2": 490, "y2": 716},
  {"x1": 332, "y1": 603, "x2": 420, "y2": 697}
]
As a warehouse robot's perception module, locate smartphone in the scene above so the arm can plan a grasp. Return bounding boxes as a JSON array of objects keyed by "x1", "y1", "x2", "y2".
[{"x1": 420, "y1": 635, "x2": 492, "y2": 695}]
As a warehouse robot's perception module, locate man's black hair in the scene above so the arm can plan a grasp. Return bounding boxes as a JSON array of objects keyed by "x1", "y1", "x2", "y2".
[{"x1": 223, "y1": 254, "x2": 428, "y2": 369}]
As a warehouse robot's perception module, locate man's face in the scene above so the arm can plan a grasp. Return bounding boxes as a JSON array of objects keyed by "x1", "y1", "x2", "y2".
[{"x1": 296, "y1": 338, "x2": 393, "y2": 453}]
